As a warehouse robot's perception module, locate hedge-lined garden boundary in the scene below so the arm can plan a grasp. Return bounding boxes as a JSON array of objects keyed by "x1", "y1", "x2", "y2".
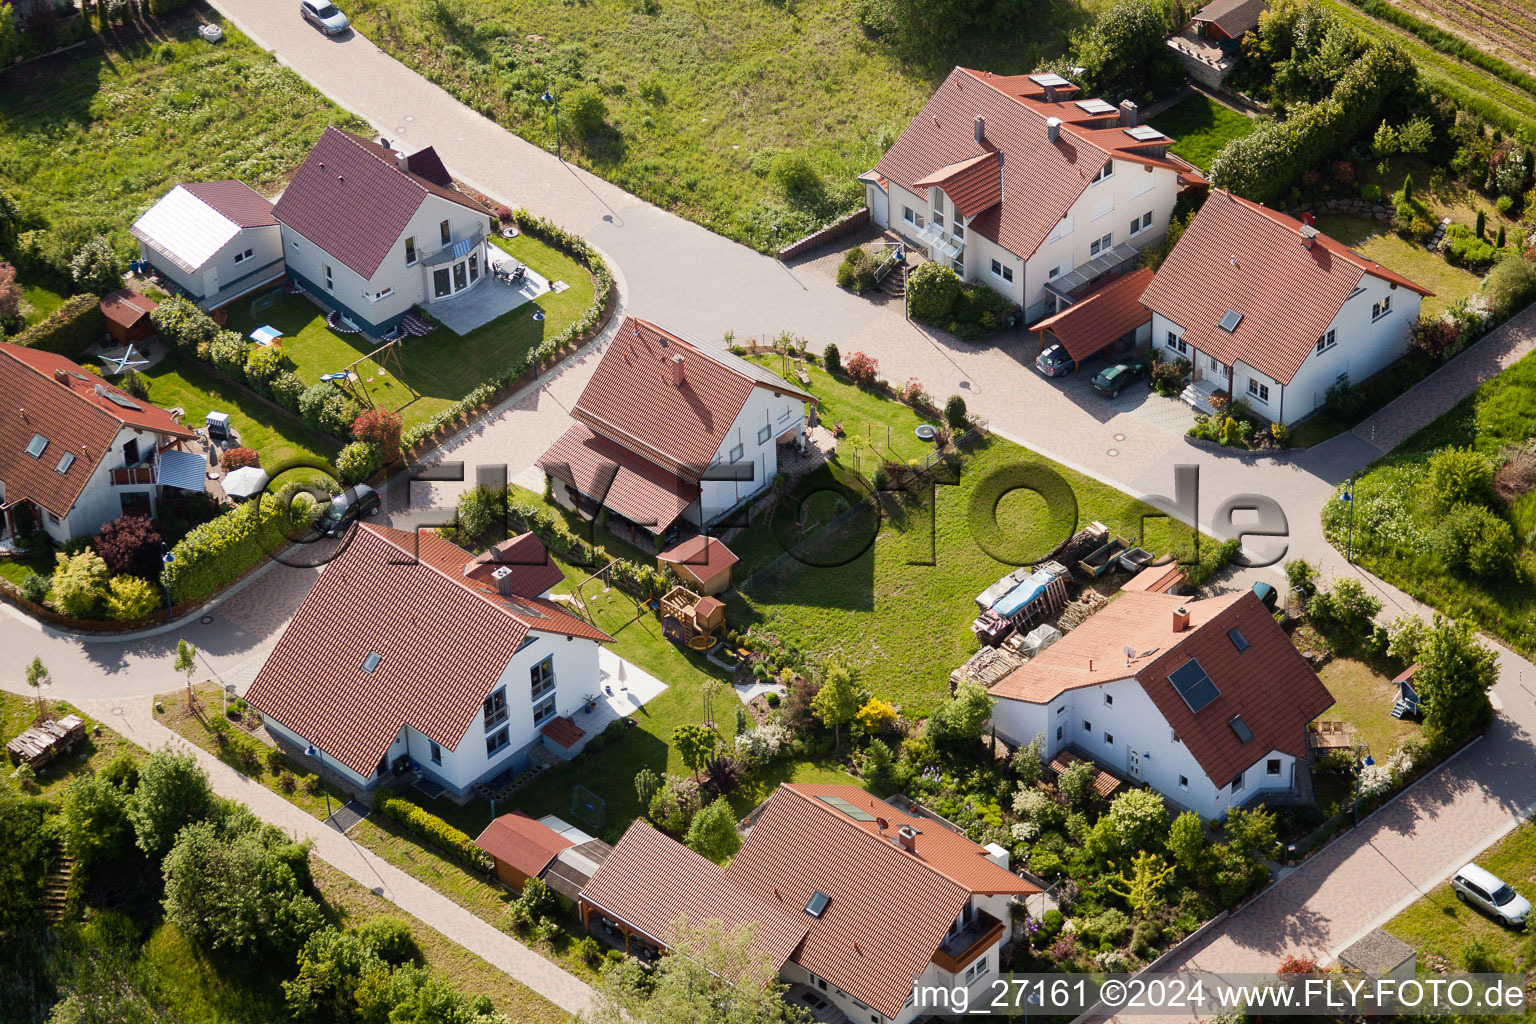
[
  {"x1": 372, "y1": 792, "x2": 493, "y2": 873},
  {"x1": 8, "y1": 293, "x2": 104, "y2": 359},
  {"x1": 160, "y1": 491, "x2": 310, "y2": 604}
]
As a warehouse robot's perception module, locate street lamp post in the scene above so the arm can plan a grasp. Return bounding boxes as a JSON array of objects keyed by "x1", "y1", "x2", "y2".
[
  {"x1": 160, "y1": 544, "x2": 176, "y2": 623},
  {"x1": 532, "y1": 310, "x2": 545, "y2": 380},
  {"x1": 541, "y1": 90, "x2": 561, "y2": 161},
  {"x1": 1341, "y1": 483, "x2": 1356, "y2": 563},
  {"x1": 305, "y1": 744, "x2": 336, "y2": 823},
  {"x1": 1353, "y1": 747, "x2": 1374, "y2": 829}
]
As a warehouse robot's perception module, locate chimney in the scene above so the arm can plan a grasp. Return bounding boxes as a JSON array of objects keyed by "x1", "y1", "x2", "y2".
[
  {"x1": 669, "y1": 352, "x2": 686, "y2": 387},
  {"x1": 895, "y1": 825, "x2": 918, "y2": 852},
  {"x1": 489, "y1": 565, "x2": 516, "y2": 595},
  {"x1": 1043, "y1": 85, "x2": 1057, "y2": 103},
  {"x1": 395, "y1": 150, "x2": 410, "y2": 173},
  {"x1": 1046, "y1": 117, "x2": 1061, "y2": 143},
  {"x1": 1173, "y1": 605, "x2": 1191, "y2": 633},
  {"x1": 973, "y1": 115, "x2": 985, "y2": 144},
  {"x1": 1118, "y1": 100, "x2": 1139, "y2": 127},
  {"x1": 983, "y1": 842, "x2": 1011, "y2": 870},
  {"x1": 54, "y1": 369, "x2": 70, "y2": 386},
  {"x1": 1300, "y1": 224, "x2": 1319, "y2": 249}
]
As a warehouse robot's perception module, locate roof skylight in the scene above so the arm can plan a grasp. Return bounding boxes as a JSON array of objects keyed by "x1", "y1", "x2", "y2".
[
  {"x1": 1228, "y1": 715, "x2": 1254, "y2": 743},
  {"x1": 805, "y1": 891, "x2": 830, "y2": 918},
  {"x1": 1227, "y1": 627, "x2": 1250, "y2": 652},
  {"x1": 25, "y1": 434, "x2": 47, "y2": 458},
  {"x1": 1218, "y1": 309, "x2": 1244, "y2": 333},
  {"x1": 55, "y1": 452, "x2": 75, "y2": 475},
  {"x1": 362, "y1": 651, "x2": 383, "y2": 674}
]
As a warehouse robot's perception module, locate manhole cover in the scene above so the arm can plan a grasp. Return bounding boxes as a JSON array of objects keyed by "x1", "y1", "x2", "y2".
[
  {"x1": 1113, "y1": 433, "x2": 1126, "y2": 441},
  {"x1": 111, "y1": 706, "x2": 123, "y2": 716},
  {"x1": 1107, "y1": 448, "x2": 1119, "y2": 457},
  {"x1": 200, "y1": 615, "x2": 214, "y2": 624},
  {"x1": 405, "y1": 115, "x2": 414, "y2": 121}
]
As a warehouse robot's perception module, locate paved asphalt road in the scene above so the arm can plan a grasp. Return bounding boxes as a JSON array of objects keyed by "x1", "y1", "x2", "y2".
[{"x1": 5, "y1": 2, "x2": 1536, "y2": 999}]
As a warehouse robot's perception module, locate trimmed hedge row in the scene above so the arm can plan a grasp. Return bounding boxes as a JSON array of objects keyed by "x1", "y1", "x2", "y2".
[
  {"x1": 9, "y1": 293, "x2": 104, "y2": 358},
  {"x1": 160, "y1": 491, "x2": 311, "y2": 604},
  {"x1": 399, "y1": 212, "x2": 614, "y2": 453},
  {"x1": 1210, "y1": 44, "x2": 1415, "y2": 203},
  {"x1": 372, "y1": 792, "x2": 493, "y2": 873}
]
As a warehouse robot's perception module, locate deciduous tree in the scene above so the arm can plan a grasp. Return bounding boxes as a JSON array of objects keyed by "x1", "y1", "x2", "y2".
[
  {"x1": 1415, "y1": 616, "x2": 1498, "y2": 743},
  {"x1": 810, "y1": 662, "x2": 861, "y2": 748},
  {"x1": 684, "y1": 797, "x2": 741, "y2": 861},
  {"x1": 128, "y1": 749, "x2": 214, "y2": 858}
]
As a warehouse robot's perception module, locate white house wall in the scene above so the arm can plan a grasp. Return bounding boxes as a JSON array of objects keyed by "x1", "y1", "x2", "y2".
[
  {"x1": 698, "y1": 386, "x2": 802, "y2": 524},
  {"x1": 991, "y1": 675, "x2": 1295, "y2": 819},
  {"x1": 42, "y1": 425, "x2": 169, "y2": 545},
  {"x1": 138, "y1": 224, "x2": 282, "y2": 308}
]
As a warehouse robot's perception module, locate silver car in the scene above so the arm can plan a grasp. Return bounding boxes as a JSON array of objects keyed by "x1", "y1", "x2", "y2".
[
  {"x1": 300, "y1": 0, "x2": 350, "y2": 35},
  {"x1": 1451, "y1": 863, "x2": 1532, "y2": 927}
]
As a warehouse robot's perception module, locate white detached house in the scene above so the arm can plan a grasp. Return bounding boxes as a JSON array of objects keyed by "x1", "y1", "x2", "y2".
[
  {"x1": 864, "y1": 67, "x2": 1206, "y2": 323},
  {"x1": 130, "y1": 181, "x2": 285, "y2": 311},
  {"x1": 1140, "y1": 189, "x2": 1432, "y2": 425},
  {"x1": 246, "y1": 525, "x2": 615, "y2": 796},
  {"x1": 987, "y1": 587, "x2": 1335, "y2": 820}
]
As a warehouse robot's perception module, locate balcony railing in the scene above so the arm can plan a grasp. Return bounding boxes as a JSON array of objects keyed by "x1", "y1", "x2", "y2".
[
  {"x1": 110, "y1": 464, "x2": 155, "y2": 486},
  {"x1": 931, "y1": 909, "x2": 1004, "y2": 975}
]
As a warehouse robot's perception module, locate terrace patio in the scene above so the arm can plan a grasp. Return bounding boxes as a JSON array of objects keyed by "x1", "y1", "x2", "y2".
[{"x1": 429, "y1": 246, "x2": 553, "y2": 335}]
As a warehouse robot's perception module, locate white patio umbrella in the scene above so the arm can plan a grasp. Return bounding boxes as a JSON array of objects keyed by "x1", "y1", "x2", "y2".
[{"x1": 222, "y1": 466, "x2": 271, "y2": 500}]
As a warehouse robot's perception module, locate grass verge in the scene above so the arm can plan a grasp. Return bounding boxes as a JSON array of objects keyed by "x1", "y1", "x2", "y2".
[
  {"x1": 1148, "y1": 93, "x2": 1256, "y2": 173},
  {"x1": 1, "y1": 691, "x2": 128, "y2": 797}
]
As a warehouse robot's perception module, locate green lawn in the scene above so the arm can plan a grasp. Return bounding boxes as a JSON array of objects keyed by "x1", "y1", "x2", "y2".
[
  {"x1": 0, "y1": 546, "x2": 54, "y2": 587},
  {"x1": 1315, "y1": 656, "x2": 1420, "y2": 757},
  {"x1": 731, "y1": 365, "x2": 1200, "y2": 717},
  {"x1": 1, "y1": 691, "x2": 131, "y2": 798},
  {"x1": 1313, "y1": 213, "x2": 1482, "y2": 321},
  {"x1": 1386, "y1": 820, "x2": 1536, "y2": 972},
  {"x1": 222, "y1": 235, "x2": 593, "y2": 431},
  {"x1": 341, "y1": 0, "x2": 1103, "y2": 251},
  {"x1": 1148, "y1": 93, "x2": 1256, "y2": 172},
  {"x1": 0, "y1": 15, "x2": 364, "y2": 261},
  {"x1": 139, "y1": 352, "x2": 338, "y2": 469},
  {"x1": 19, "y1": 281, "x2": 68, "y2": 326},
  {"x1": 1322, "y1": 350, "x2": 1536, "y2": 656}
]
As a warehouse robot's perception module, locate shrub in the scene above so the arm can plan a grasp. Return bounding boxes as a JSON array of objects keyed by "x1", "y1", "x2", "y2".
[
  {"x1": 1482, "y1": 253, "x2": 1536, "y2": 320},
  {"x1": 1149, "y1": 357, "x2": 1189, "y2": 396},
  {"x1": 769, "y1": 152, "x2": 822, "y2": 203},
  {"x1": 351, "y1": 408, "x2": 403, "y2": 462},
  {"x1": 7, "y1": 294, "x2": 106, "y2": 359},
  {"x1": 20, "y1": 572, "x2": 50, "y2": 604},
  {"x1": 49, "y1": 548, "x2": 111, "y2": 617},
  {"x1": 765, "y1": 690, "x2": 781, "y2": 708},
  {"x1": 95, "y1": 514, "x2": 163, "y2": 577},
  {"x1": 1077, "y1": 907, "x2": 1131, "y2": 948},
  {"x1": 216, "y1": 448, "x2": 260, "y2": 474},
  {"x1": 355, "y1": 916, "x2": 419, "y2": 964},
  {"x1": 244, "y1": 345, "x2": 286, "y2": 391},
  {"x1": 1433, "y1": 502, "x2": 1515, "y2": 577},
  {"x1": 946, "y1": 283, "x2": 1014, "y2": 339},
  {"x1": 822, "y1": 343, "x2": 841, "y2": 375},
  {"x1": 69, "y1": 236, "x2": 122, "y2": 293},
  {"x1": 906, "y1": 261, "x2": 961, "y2": 324},
  {"x1": 836, "y1": 247, "x2": 879, "y2": 293},
  {"x1": 162, "y1": 489, "x2": 312, "y2": 604},
  {"x1": 942, "y1": 393, "x2": 969, "y2": 430},
  {"x1": 150, "y1": 295, "x2": 221, "y2": 351},
  {"x1": 900, "y1": 377, "x2": 926, "y2": 405},
  {"x1": 104, "y1": 575, "x2": 160, "y2": 621},
  {"x1": 1443, "y1": 223, "x2": 1498, "y2": 268},
  {"x1": 1307, "y1": 576, "x2": 1382, "y2": 641},
  {"x1": 1409, "y1": 316, "x2": 1462, "y2": 362},
  {"x1": 1475, "y1": 209, "x2": 1486, "y2": 238},
  {"x1": 1426, "y1": 446, "x2": 1494, "y2": 511},
  {"x1": 299, "y1": 383, "x2": 364, "y2": 436},
  {"x1": 118, "y1": 369, "x2": 149, "y2": 399},
  {"x1": 208, "y1": 331, "x2": 250, "y2": 381},
  {"x1": 564, "y1": 86, "x2": 609, "y2": 139},
  {"x1": 1360, "y1": 183, "x2": 1383, "y2": 202},
  {"x1": 336, "y1": 441, "x2": 383, "y2": 485},
  {"x1": 372, "y1": 792, "x2": 493, "y2": 872},
  {"x1": 843, "y1": 351, "x2": 879, "y2": 387},
  {"x1": 270, "y1": 371, "x2": 306, "y2": 412}
]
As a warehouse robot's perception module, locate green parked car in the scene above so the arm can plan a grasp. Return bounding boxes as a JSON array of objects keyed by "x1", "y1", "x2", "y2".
[{"x1": 1091, "y1": 357, "x2": 1150, "y2": 397}]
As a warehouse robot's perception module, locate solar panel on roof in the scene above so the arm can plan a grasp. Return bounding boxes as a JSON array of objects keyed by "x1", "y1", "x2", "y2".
[
  {"x1": 1228, "y1": 715, "x2": 1254, "y2": 743},
  {"x1": 1218, "y1": 309, "x2": 1244, "y2": 333},
  {"x1": 1123, "y1": 125, "x2": 1167, "y2": 142},
  {"x1": 1169, "y1": 658, "x2": 1220, "y2": 714},
  {"x1": 104, "y1": 391, "x2": 144, "y2": 411},
  {"x1": 1076, "y1": 99, "x2": 1116, "y2": 114},
  {"x1": 1030, "y1": 72, "x2": 1071, "y2": 87},
  {"x1": 815, "y1": 794, "x2": 875, "y2": 821},
  {"x1": 25, "y1": 434, "x2": 47, "y2": 458}
]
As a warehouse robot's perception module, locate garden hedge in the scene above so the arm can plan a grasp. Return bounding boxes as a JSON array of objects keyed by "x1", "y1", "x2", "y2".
[
  {"x1": 161, "y1": 494, "x2": 310, "y2": 604},
  {"x1": 372, "y1": 792, "x2": 493, "y2": 872},
  {"x1": 9, "y1": 293, "x2": 104, "y2": 358}
]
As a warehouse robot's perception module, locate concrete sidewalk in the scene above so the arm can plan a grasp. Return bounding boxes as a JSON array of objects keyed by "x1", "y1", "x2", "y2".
[{"x1": 88, "y1": 698, "x2": 595, "y2": 1018}]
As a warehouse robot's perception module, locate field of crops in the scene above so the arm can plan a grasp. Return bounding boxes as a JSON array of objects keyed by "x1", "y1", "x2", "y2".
[
  {"x1": 1326, "y1": 0, "x2": 1536, "y2": 135},
  {"x1": 1398, "y1": 0, "x2": 1536, "y2": 72}
]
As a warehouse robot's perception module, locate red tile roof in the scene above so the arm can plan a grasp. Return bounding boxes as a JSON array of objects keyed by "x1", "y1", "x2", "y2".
[
  {"x1": 272, "y1": 127, "x2": 487, "y2": 280},
  {"x1": 913, "y1": 151, "x2": 1003, "y2": 219},
  {"x1": 1139, "y1": 190, "x2": 1430, "y2": 384},
  {"x1": 876, "y1": 68, "x2": 1203, "y2": 260},
  {"x1": 0, "y1": 343, "x2": 196, "y2": 518},
  {"x1": 580, "y1": 820, "x2": 810, "y2": 971},
  {"x1": 100, "y1": 289, "x2": 158, "y2": 329},
  {"x1": 990, "y1": 590, "x2": 1334, "y2": 786},
  {"x1": 568, "y1": 317, "x2": 813, "y2": 484},
  {"x1": 539, "y1": 715, "x2": 587, "y2": 749},
  {"x1": 1122, "y1": 562, "x2": 1186, "y2": 594},
  {"x1": 180, "y1": 180, "x2": 278, "y2": 228},
  {"x1": 727, "y1": 785, "x2": 1037, "y2": 1019},
  {"x1": 246, "y1": 524, "x2": 611, "y2": 775},
  {"x1": 1033, "y1": 267, "x2": 1153, "y2": 362},
  {"x1": 464, "y1": 532, "x2": 567, "y2": 598},
  {"x1": 475, "y1": 811, "x2": 573, "y2": 878},
  {"x1": 537, "y1": 422, "x2": 700, "y2": 532},
  {"x1": 1192, "y1": 0, "x2": 1269, "y2": 36},
  {"x1": 657, "y1": 535, "x2": 739, "y2": 583}
]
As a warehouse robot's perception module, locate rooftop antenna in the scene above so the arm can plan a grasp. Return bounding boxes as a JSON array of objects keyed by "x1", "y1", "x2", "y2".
[{"x1": 1124, "y1": 644, "x2": 1135, "y2": 667}]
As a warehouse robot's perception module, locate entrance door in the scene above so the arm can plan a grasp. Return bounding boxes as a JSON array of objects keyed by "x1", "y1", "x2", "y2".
[{"x1": 1127, "y1": 748, "x2": 1142, "y2": 781}]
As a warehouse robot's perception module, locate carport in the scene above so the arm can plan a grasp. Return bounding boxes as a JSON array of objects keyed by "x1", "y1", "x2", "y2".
[{"x1": 1033, "y1": 266, "x2": 1154, "y2": 373}]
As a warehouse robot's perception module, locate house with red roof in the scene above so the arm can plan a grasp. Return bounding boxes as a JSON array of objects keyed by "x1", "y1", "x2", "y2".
[
  {"x1": 272, "y1": 127, "x2": 493, "y2": 335},
  {"x1": 579, "y1": 783, "x2": 1038, "y2": 1023},
  {"x1": 131, "y1": 180, "x2": 285, "y2": 311},
  {"x1": 1141, "y1": 189, "x2": 1432, "y2": 426},
  {"x1": 536, "y1": 317, "x2": 814, "y2": 541},
  {"x1": 863, "y1": 67, "x2": 1206, "y2": 323},
  {"x1": 0, "y1": 342, "x2": 203, "y2": 546},
  {"x1": 986, "y1": 589, "x2": 1335, "y2": 819},
  {"x1": 246, "y1": 524, "x2": 617, "y2": 796}
]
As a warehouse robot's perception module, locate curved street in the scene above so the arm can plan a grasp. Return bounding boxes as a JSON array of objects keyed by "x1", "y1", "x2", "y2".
[{"x1": 5, "y1": 0, "x2": 1536, "y2": 1004}]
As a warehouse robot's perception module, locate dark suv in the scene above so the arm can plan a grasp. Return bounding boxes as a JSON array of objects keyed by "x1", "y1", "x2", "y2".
[{"x1": 318, "y1": 484, "x2": 380, "y2": 536}]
